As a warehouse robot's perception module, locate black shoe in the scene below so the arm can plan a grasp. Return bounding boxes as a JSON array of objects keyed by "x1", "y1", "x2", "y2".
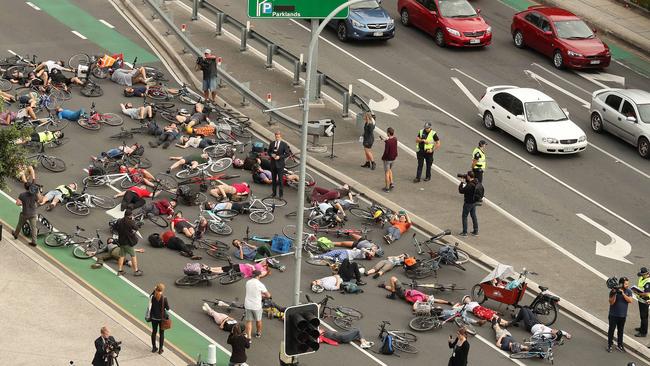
[
  {"x1": 471, "y1": 232, "x2": 479, "y2": 237},
  {"x1": 606, "y1": 346, "x2": 612, "y2": 353},
  {"x1": 371, "y1": 161, "x2": 376, "y2": 170},
  {"x1": 151, "y1": 347, "x2": 158, "y2": 353},
  {"x1": 424, "y1": 177, "x2": 431, "y2": 181},
  {"x1": 413, "y1": 178, "x2": 421, "y2": 183},
  {"x1": 386, "y1": 293, "x2": 396, "y2": 299},
  {"x1": 635, "y1": 327, "x2": 642, "y2": 332},
  {"x1": 635, "y1": 333, "x2": 647, "y2": 337},
  {"x1": 29, "y1": 242, "x2": 37, "y2": 247},
  {"x1": 389, "y1": 183, "x2": 395, "y2": 189},
  {"x1": 357, "y1": 280, "x2": 366, "y2": 286},
  {"x1": 616, "y1": 345, "x2": 625, "y2": 352},
  {"x1": 373, "y1": 273, "x2": 380, "y2": 279},
  {"x1": 162, "y1": 141, "x2": 171, "y2": 149},
  {"x1": 377, "y1": 283, "x2": 386, "y2": 288},
  {"x1": 12, "y1": 232, "x2": 19, "y2": 240},
  {"x1": 361, "y1": 162, "x2": 370, "y2": 168},
  {"x1": 382, "y1": 187, "x2": 390, "y2": 193},
  {"x1": 459, "y1": 232, "x2": 468, "y2": 237}
]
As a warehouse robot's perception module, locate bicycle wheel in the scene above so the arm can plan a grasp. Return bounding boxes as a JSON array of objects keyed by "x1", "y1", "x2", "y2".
[
  {"x1": 66, "y1": 201, "x2": 90, "y2": 216},
  {"x1": 100, "y1": 113, "x2": 123, "y2": 126},
  {"x1": 333, "y1": 316, "x2": 356, "y2": 330},
  {"x1": 0, "y1": 78, "x2": 11, "y2": 91},
  {"x1": 210, "y1": 157, "x2": 232, "y2": 173},
  {"x1": 77, "y1": 118, "x2": 101, "y2": 130},
  {"x1": 337, "y1": 306, "x2": 362, "y2": 320},
  {"x1": 148, "y1": 215, "x2": 168, "y2": 228},
  {"x1": 533, "y1": 299, "x2": 558, "y2": 326},
  {"x1": 282, "y1": 224, "x2": 298, "y2": 240},
  {"x1": 349, "y1": 207, "x2": 374, "y2": 220},
  {"x1": 192, "y1": 192, "x2": 208, "y2": 206},
  {"x1": 393, "y1": 339, "x2": 418, "y2": 354},
  {"x1": 45, "y1": 119, "x2": 69, "y2": 132},
  {"x1": 80, "y1": 83, "x2": 103, "y2": 97},
  {"x1": 160, "y1": 110, "x2": 178, "y2": 123},
  {"x1": 52, "y1": 87, "x2": 72, "y2": 101},
  {"x1": 454, "y1": 317, "x2": 476, "y2": 335},
  {"x1": 179, "y1": 94, "x2": 199, "y2": 105},
  {"x1": 175, "y1": 275, "x2": 201, "y2": 287},
  {"x1": 231, "y1": 125, "x2": 252, "y2": 138},
  {"x1": 510, "y1": 352, "x2": 537, "y2": 360},
  {"x1": 250, "y1": 210, "x2": 274, "y2": 224},
  {"x1": 44, "y1": 232, "x2": 69, "y2": 247},
  {"x1": 154, "y1": 173, "x2": 177, "y2": 191},
  {"x1": 262, "y1": 196, "x2": 286, "y2": 207},
  {"x1": 203, "y1": 144, "x2": 228, "y2": 158},
  {"x1": 454, "y1": 248, "x2": 470, "y2": 265},
  {"x1": 405, "y1": 266, "x2": 435, "y2": 280},
  {"x1": 146, "y1": 88, "x2": 169, "y2": 100},
  {"x1": 207, "y1": 249, "x2": 229, "y2": 261},
  {"x1": 91, "y1": 66, "x2": 109, "y2": 79},
  {"x1": 82, "y1": 175, "x2": 106, "y2": 187},
  {"x1": 91, "y1": 195, "x2": 117, "y2": 209},
  {"x1": 6, "y1": 65, "x2": 27, "y2": 76},
  {"x1": 471, "y1": 284, "x2": 487, "y2": 304},
  {"x1": 209, "y1": 222, "x2": 233, "y2": 236},
  {"x1": 389, "y1": 330, "x2": 418, "y2": 343},
  {"x1": 216, "y1": 130, "x2": 238, "y2": 144},
  {"x1": 306, "y1": 257, "x2": 332, "y2": 266},
  {"x1": 285, "y1": 153, "x2": 300, "y2": 169},
  {"x1": 68, "y1": 53, "x2": 90, "y2": 68},
  {"x1": 40, "y1": 155, "x2": 66, "y2": 172},
  {"x1": 219, "y1": 272, "x2": 244, "y2": 285},
  {"x1": 128, "y1": 156, "x2": 151, "y2": 169},
  {"x1": 73, "y1": 241, "x2": 100, "y2": 259},
  {"x1": 176, "y1": 168, "x2": 199, "y2": 179},
  {"x1": 409, "y1": 316, "x2": 437, "y2": 331},
  {"x1": 119, "y1": 177, "x2": 137, "y2": 189},
  {"x1": 215, "y1": 209, "x2": 239, "y2": 219},
  {"x1": 110, "y1": 131, "x2": 134, "y2": 139}
]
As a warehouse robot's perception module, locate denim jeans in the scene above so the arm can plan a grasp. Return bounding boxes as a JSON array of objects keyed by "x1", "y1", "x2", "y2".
[{"x1": 461, "y1": 203, "x2": 478, "y2": 234}]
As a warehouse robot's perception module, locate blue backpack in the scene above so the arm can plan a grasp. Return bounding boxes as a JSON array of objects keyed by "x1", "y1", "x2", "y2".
[{"x1": 380, "y1": 334, "x2": 394, "y2": 355}]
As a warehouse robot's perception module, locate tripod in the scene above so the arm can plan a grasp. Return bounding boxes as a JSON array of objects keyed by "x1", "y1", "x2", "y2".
[{"x1": 328, "y1": 121, "x2": 337, "y2": 159}]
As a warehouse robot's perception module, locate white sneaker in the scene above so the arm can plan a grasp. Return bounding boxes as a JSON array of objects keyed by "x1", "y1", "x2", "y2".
[
  {"x1": 202, "y1": 303, "x2": 211, "y2": 313},
  {"x1": 360, "y1": 341, "x2": 373, "y2": 349}
]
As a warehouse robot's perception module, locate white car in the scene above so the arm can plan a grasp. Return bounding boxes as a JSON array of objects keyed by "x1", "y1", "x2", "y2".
[{"x1": 478, "y1": 86, "x2": 588, "y2": 154}]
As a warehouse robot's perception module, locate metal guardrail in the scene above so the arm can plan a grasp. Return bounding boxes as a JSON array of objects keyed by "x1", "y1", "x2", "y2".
[
  {"x1": 198, "y1": 0, "x2": 372, "y2": 117},
  {"x1": 144, "y1": 0, "x2": 303, "y2": 128}
]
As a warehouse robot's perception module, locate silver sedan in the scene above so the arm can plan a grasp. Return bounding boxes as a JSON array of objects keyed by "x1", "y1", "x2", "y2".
[{"x1": 590, "y1": 88, "x2": 650, "y2": 158}]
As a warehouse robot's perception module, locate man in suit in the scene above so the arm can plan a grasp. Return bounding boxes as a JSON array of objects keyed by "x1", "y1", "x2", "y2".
[
  {"x1": 268, "y1": 131, "x2": 290, "y2": 198},
  {"x1": 92, "y1": 326, "x2": 116, "y2": 366}
]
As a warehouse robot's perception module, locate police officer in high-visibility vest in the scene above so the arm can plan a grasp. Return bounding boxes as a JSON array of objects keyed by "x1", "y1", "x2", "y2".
[
  {"x1": 635, "y1": 267, "x2": 650, "y2": 337},
  {"x1": 471, "y1": 140, "x2": 487, "y2": 183},
  {"x1": 414, "y1": 122, "x2": 440, "y2": 183}
]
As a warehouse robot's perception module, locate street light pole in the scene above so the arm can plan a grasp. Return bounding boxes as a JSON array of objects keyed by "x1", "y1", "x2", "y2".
[{"x1": 292, "y1": 0, "x2": 366, "y2": 306}]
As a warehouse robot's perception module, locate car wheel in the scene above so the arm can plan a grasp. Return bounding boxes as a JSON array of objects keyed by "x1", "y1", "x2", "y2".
[
  {"x1": 483, "y1": 111, "x2": 496, "y2": 130},
  {"x1": 337, "y1": 22, "x2": 348, "y2": 42},
  {"x1": 638, "y1": 137, "x2": 650, "y2": 159},
  {"x1": 400, "y1": 9, "x2": 410, "y2": 26},
  {"x1": 434, "y1": 29, "x2": 445, "y2": 47},
  {"x1": 553, "y1": 50, "x2": 564, "y2": 69},
  {"x1": 525, "y1": 135, "x2": 538, "y2": 154},
  {"x1": 513, "y1": 30, "x2": 524, "y2": 48},
  {"x1": 590, "y1": 112, "x2": 604, "y2": 133}
]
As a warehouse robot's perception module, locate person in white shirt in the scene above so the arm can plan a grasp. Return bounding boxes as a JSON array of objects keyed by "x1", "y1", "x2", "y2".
[
  {"x1": 244, "y1": 270, "x2": 271, "y2": 339},
  {"x1": 311, "y1": 274, "x2": 342, "y2": 292},
  {"x1": 34, "y1": 60, "x2": 73, "y2": 85}
]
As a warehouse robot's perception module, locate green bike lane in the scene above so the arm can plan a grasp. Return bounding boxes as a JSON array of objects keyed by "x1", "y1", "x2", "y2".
[
  {"x1": 0, "y1": 191, "x2": 230, "y2": 365},
  {"x1": 499, "y1": 0, "x2": 650, "y2": 76}
]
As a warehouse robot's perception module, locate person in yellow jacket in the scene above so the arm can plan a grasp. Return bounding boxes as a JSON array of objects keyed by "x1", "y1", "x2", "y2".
[
  {"x1": 414, "y1": 122, "x2": 440, "y2": 183},
  {"x1": 472, "y1": 140, "x2": 487, "y2": 183}
]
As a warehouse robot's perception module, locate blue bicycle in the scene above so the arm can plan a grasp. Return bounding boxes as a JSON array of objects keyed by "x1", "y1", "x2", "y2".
[{"x1": 510, "y1": 332, "x2": 564, "y2": 364}]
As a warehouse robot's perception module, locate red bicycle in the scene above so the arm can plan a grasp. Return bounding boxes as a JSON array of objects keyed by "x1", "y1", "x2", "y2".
[{"x1": 77, "y1": 102, "x2": 123, "y2": 130}]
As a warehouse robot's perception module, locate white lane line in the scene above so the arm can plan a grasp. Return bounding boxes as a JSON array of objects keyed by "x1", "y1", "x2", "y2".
[
  {"x1": 524, "y1": 69, "x2": 590, "y2": 108},
  {"x1": 99, "y1": 19, "x2": 115, "y2": 29},
  {"x1": 451, "y1": 77, "x2": 479, "y2": 108},
  {"x1": 451, "y1": 68, "x2": 488, "y2": 88},
  {"x1": 587, "y1": 143, "x2": 650, "y2": 179},
  {"x1": 71, "y1": 31, "x2": 87, "y2": 40},
  {"x1": 530, "y1": 63, "x2": 593, "y2": 94},
  {"x1": 7, "y1": 49, "x2": 18, "y2": 56},
  {"x1": 25, "y1": 1, "x2": 40, "y2": 10}
]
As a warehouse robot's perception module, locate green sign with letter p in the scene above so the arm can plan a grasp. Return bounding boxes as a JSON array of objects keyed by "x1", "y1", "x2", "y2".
[{"x1": 248, "y1": 0, "x2": 349, "y2": 19}]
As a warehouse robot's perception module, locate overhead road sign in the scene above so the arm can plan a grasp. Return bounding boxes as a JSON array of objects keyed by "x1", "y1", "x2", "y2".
[{"x1": 248, "y1": 0, "x2": 349, "y2": 19}]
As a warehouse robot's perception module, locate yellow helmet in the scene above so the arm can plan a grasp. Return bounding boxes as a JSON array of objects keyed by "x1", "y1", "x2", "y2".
[
  {"x1": 373, "y1": 210, "x2": 383, "y2": 219},
  {"x1": 185, "y1": 126, "x2": 193, "y2": 134}
]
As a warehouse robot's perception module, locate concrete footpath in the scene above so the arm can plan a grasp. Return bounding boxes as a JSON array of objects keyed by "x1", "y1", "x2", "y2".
[{"x1": 0, "y1": 225, "x2": 186, "y2": 366}]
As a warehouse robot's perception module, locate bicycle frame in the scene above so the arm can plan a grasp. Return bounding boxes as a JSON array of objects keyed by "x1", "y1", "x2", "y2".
[{"x1": 86, "y1": 172, "x2": 132, "y2": 186}]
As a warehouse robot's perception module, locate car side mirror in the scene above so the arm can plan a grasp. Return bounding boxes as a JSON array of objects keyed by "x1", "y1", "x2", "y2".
[
  {"x1": 544, "y1": 30, "x2": 552, "y2": 35},
  {"x1": 627, "y1": 116, "x2": 637, "y2": 123},
  {"x1": 592, "y1": 28, "x2": 597, "y2": 34},
  {"x1": 430, "y1": 10, "x2": 437, "y2": 16},
  {"x1": 476, "y1": 8, "x2": 481, "y2": 14}
]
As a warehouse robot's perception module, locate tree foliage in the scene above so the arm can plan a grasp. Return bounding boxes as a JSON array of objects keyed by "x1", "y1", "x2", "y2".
[{"x1": 0, "y1": 126, "x2": 31, "y2": 190}]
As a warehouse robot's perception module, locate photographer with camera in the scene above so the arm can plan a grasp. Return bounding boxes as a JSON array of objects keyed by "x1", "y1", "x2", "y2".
[
  {"x1": 195, "y1": 48, "x2": 217, "y2": 102},
  {"x1": 12, "y1": 182, "x2": 42, "y2": 246},
  {"x1": 115, "y1": 209, "x2": 143, "y2": 277},
  {"x1": 458, "y1": 171, "x2": 479, "y2": 237},
  {"x1": 92, "y1": 326, "x2": 120, "y2": 366},
  {"x1": 607, "y1": 276, "x2": 633, "y2": 353}
]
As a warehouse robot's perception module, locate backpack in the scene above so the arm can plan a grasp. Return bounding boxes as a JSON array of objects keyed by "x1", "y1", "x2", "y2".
[
  {"x1": 148, "y1": 233, "x2": 163, "y2": 248},
  {"x1": 340, "y1": 281, "x2": 363, "y2": 294},
  {"x1": 317, "y1": 237, "x2": 334, "y2": 250},
  {"x1": 473, "y1": 181, "x2": 485, "y2": 202},
  {"x1": 252, "y1": 141, "x2": 265, "y2": 153},
  {"x1": 437, "y1": 245, "x2": 458, "y2": 265},
  {"x1": 146, "y1": 121, "x2": 162, "y2": 136},
  {"x1": 193, "y1": 125, "x2": 216, "y2": 137},
  {"x1": 183, "y1": 262, "x2": 202, "y2": 275},
  {"x1": 88, "y1": 166, "x2": 105, "y2": 176},
  {"x1": 380, "y1": 334, "x2": 395, "y2": 355}
]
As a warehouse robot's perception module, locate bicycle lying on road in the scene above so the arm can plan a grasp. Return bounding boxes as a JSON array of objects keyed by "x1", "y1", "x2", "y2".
[
  {"x1": 77, "y1": 102, "x2": 123, "y2": 130},
  {"x1": 408, "y1": 302, "x2": 477, "y2": 335},
  {"x1": 405, "y1": 232, "x2": 469, "y2": 279},
  {"x1": 44, "y1": 226, "x2": 106, "y2": 259},
  {"x1": 64, "y1": 182, "x2": 117, "y2": 216},
  {"x1": 510, "y1": 332, "x2": 565, "y2": 364},
  {"x1": 27, "y1": 144, "x2": 66, "y2": 172},
  {"x1": 305, "y1": 294, "x2": 362, "y2": 330},
  {"x1": 175, "y1": 258, "x2": 243, "y2": 287},
  {"x1": 377, "y1": 320, "x2": 418, "y2": 354}
]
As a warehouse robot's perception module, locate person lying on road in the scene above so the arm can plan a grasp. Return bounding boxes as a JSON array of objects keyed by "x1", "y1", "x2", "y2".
[
  {"x1": 56, "y1": 107, "x2": 85, "y2": 121},
  {"x1": 141, "y1": 199, "x2": 176, "y2": 219},
  {"x1": 232, "y1": 239, "x2": 272, "y2": 261},
  {"x1": 120, "y1": 102, "x2": 152, "y2": 121},
  {"x1": 150, "y1": 123, "x2": 180, "y2": 149},
  {"x1": 319, "y1": 327, "x2": 374, "y2": 349},
  {"x1": 15, "y1": 164, "x2": 36, "y2": 184},
  {"x1": 15, "y1": 130, "x2": 63, "y2": 145},
  {"x1": 492, "y1": 320, "x2": 528, "y2": 354},
  {"x1": 204, "y1": 200, "x2": 249, "y2": 214},
  {"x1": 166, "y1": 152, "x2": 209, "y2": 173},
  {"x1": 383, "y1": 211, "x2": 412, "y2": 244},
  {"x1": 201, "y1": 302, "x2": 240, "y2": 332},
  {"x1": 119, "y1": 165, "x2": 157, "y2": 188},
  {"x1": 1, "y1": 107, "x2": 37, "y2": 125},
  {"x1": 310, "y1": 183, "x2": 352, "y2": 204},
  {"x1": 114, "y1": 185, "x2": 154, "y2": 211},
  {"x1": 209, "y1": 261, "x2": 270, "y2": 279},
  {"x1": 504, "y1": 306, "x2": 572, "y2": 341},
  {"x1": 39, "y1": 182, "x2": 77, "y2": 211},
  {"x1": 209, "y1": 182, "x2": 250, "y2": 201},
  {"x1": 311, "y1": 274, "x2": 343, "y2": 292},
  {"x1": 110, "y1": 66, "x2": 149, "y2": 86},
  {"x1": 91, "y1": 143, "x2": 141, "y2": 162},
  {"x1": 170, "y1": 211, "x2": 207, "y2": 239},
  {"x1": 176, "y1": 135, "x2": 217, "y2": 149},
  {"x1": 309, "y1": 247, "x2": 375, "y2": 263},
  {"x1": 91, "y1": 237, "x2": 144, "y2": 269},
  {"x1": 365, "y1": 254, "x2": 406, "y2": 278}
]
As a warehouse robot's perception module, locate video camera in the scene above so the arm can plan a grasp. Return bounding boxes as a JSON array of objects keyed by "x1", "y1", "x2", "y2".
[
  {"x1": 27, "y1": 182, "x2": 43, "y2": 195},
  {"x1": 606, "y1": 276, "x2": 621, "y2": 290},
  {"x1": 105, "y1": 338, "x2": 122, "y2": 356}
]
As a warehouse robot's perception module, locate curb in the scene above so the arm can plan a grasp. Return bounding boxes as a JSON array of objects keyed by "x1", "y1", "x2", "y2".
[
  {"x1": 536, "y1": 0, "x2": 650, "y2": 58},
  {"x1": 124, "y1": 1, "x2": 650, "y2": 363}
]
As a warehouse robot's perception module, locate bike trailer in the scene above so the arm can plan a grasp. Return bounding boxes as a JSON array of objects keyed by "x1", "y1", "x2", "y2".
[{"x1": 271, "y1": 235, "x2": 292, "y2": 253}]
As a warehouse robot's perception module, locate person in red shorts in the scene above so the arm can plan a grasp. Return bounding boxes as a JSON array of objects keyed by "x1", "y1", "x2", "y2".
[{"x1": 210, "y1": 182, "x2": 250, "y2": 201}]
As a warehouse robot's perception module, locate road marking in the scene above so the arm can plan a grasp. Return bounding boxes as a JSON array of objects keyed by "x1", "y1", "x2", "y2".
[
  {"x1": 586, "y1": 143, "x2": 650, "y2": 180},
  {"x1": 99, "y1": 19, "x2": 115, "y2": 29},
  {"x1": 577, "y1": 213, "x2": 632, "y2": 263},
  {"x1": 451, "y1": 77, "x2": 479, "y2": 108},
  {"x1": 7, "y1": 49, "x2": 18, "y2": 56},
  {"x1": 25, "y1": 1, "x2": 40, "y2": 10},
  {"x1": 451, "y1": 68, "x2": 488, "y2": 87},
  {"x1": 71, "y1": 30, "x2": 87, "y2": 40},
  {"x1": 524, "y1": 70, "x2": 590, "y2": 108},
  {"x1": 358, "y1": 79, "x2": 399, "y2": 116},
  {"x1": 575, "y1": 70, "x2": 626, "y2": 88},
  {"x1": 531, "y1": 63, "x2": 592, "y2": 94}
]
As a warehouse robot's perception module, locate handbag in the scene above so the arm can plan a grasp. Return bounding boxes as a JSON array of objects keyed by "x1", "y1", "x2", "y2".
[{"x1": 160, "y1": 296, "x2": 172, "y2": 330}]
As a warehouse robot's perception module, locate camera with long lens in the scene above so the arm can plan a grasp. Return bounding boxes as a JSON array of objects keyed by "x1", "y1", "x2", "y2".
[
  {"x1": 606, "y1": 276, "x2": 621, "y2": 290},
  {"x1": 106, "y1": 339, "x2": 122, "y2": 355},
  {"x1": 456, "y1": 173, "x2": 466, "y2": 179},
  {"x1": 28, "y1": 183, "x2": 42, "y2": 195}
]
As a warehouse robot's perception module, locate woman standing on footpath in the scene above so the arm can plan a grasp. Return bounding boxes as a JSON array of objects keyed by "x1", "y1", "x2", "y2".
[
  {"x1": 146, "y1": 283, "x2": 170, "y2": 354},
  {"x1": 228, "y1": 324, "x2": 250, "y2": 366},
  {"x1": 360, "y1": 112, "x2": 376, "y2": 170},
  {"x1": 448, "y1": 327, "x2": 469, "y2": 366}
]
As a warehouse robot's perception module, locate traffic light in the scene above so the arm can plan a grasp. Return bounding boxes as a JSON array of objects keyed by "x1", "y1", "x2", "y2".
[{"x1": 284, "y1": 303, "x2": 320, "y2": 357}]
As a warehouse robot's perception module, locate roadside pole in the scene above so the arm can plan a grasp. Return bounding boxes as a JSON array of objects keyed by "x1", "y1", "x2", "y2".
[
  {"x1": 292, "y1": 0, "x2": 365, "y2": 306},
  {"x1": 308, "y1": 19, "x2": 319, "y2": 103}
]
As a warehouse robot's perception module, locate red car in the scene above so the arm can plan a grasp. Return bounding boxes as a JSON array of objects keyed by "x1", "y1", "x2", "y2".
[
  {"x1": 511, "y1": 6, "x2": 611, "y2": 69},
  {"x1": 398, "y1": 0, "x2": 492, "y2": 47}
]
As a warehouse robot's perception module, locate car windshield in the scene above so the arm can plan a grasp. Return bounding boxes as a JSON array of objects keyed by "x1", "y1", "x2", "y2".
[
  {"x1": 638, "y1": 104, "x2": 650, "y2": 123},
  {"x1": 439, "y1": 0, "x2": 477, "y2": 18},
  {"x1": 350, "y1": 0, "x2": 380, "y2": 9},
  {"x1": 525, "y1": 101, "x2": 568, "y2": 122},
  {"x1": 553, "y1": 20, "x2": 594, "y2": 39}
]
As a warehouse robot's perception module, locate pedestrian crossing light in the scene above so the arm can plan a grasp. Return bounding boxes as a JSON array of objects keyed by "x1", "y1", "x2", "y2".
[{"x1": 284, "y1": 303, "x2": 320, "y2": 357}]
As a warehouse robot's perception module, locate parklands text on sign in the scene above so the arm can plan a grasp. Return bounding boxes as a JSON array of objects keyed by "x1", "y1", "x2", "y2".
[{"x1": 248, "y1": 0, "x2": 349, "y2": 19}]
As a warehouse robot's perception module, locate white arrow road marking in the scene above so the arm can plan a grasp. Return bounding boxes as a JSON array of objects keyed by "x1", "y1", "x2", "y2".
[
  {"x1": 106, "y1": 205, "x2": 142, "y2": 239},
  {"x1": 524, "y1": 70, "x2": 590, "y2": 108},
  {"x1": 451, "y1": 68, "x2": 488, "y2": 87},
  {"x1": 577, "y1": 213, "x2": 632, "y2": 264},
  {"x1": 575, "y1": 71, "x2": 626, "y2": 89},
  {"x1": 358, "y1": 79, "x2": 399, "y2": 116},
  {"x1": 451, "y1": 77, "x2": 480, "y2": 108},
  {"x1": 531, "y1": 63, "x2": 592, "y2": 94}
]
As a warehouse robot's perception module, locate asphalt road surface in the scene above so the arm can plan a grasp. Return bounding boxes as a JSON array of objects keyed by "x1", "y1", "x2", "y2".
[{"x1": 0, "y1": 0, "x2": 648, "y2": 365}]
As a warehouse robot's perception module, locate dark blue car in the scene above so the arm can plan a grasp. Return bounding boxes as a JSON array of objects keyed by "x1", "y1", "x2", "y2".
[{"x1": 331, "y1": 0, "x2": 395, "y2": 42}]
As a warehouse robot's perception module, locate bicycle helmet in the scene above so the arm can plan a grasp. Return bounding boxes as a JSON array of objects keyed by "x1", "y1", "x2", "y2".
[
  {"x1": 311, "y1": 284, "x2": 324, "y2": 293},
  {"x1": 372, "y1": 209, "x2": 383, "y2": 219}
]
